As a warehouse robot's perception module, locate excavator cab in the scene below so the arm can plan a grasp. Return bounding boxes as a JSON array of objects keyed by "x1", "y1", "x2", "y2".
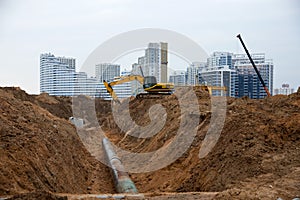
[{"x1": 143, "y1": 76, "x2": 157, "y2": 89}]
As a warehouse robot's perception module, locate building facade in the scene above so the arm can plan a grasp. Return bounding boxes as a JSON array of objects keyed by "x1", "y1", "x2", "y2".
[
  {"x1": 40, "y1": 53, "x2": 75, "y2": 96},
  {"x1": 97, "y1": 71, "x2": 133, "y2": 100},
  {"x1": 199, "y1": 65, "x2": 237, "y2": 97},
  {"x1": 169, "y1": 70, "x2": 186, "y2": 86},
  {"x1": 186, "y1": 62, "x2": 206, "y2": 85},
  {"x1": 274, "y1": 84, "x2": 294, "y2": 95},
  {"x1": 197, "y1": 52, "x2": 274, "y2": 98},
  {"x1": 95, "y1": 63, "x2": 120, "y2": 82},
  {"x1": 233, "y1": 53, "x2": 273, "y2": 99},
  {"x1": 40, "y1": 53, "x2": 100, "y2": 97},
  {"x1": 197, "y1": 52, "x2": 236, "y2": 96},
  {"x1": 207, "y1": 52, "x2": 233, "y2": 69},
  {"x1": 138, "y1": 42, "x2": 168, "y2": 83}
]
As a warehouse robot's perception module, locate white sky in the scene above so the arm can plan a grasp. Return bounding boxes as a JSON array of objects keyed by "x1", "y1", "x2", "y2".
[{"x1": 0, "y1": 0, "x2": 299, "y2": 94}]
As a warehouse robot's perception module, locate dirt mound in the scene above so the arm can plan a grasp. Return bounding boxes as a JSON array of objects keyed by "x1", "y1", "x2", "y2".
[
  {"x1": 34, "y1": 93, "x2": 72, "y2": 119},
  {"x1": 177, "y1": 94, "x2": 300, "y2": 199},
  {"x1": 1, "y1": 86, "x2": 300, "y2": 199},
  {"x1": 0, "y1": 87, "x2": 114, "y2": 195},
  {"x1": 1, "y1": 87, "x2": 72, "y2": 119},
  {"x1": 94, "y1": 88, "x2": 300, "y2": 199}
]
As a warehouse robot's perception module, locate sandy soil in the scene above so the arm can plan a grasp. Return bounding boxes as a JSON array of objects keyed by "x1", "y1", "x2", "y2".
[
  {"x1": 1, "y1": 86, "x2": 300, "y2": 199},
  {"x1": 0, "y1": 87, "x2": 114, "y2": 196}
]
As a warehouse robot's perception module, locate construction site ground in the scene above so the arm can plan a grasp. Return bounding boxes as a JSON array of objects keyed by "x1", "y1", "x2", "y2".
[{"x1": 0, "y1": 87, "x2": 299, "y2": 199}]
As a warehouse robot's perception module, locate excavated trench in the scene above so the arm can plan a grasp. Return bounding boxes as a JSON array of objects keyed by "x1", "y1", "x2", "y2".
[
  {"x1": 1, "y1": 87, "x2": 300, "y2": 199},
  {"x1": 95, "y1": 88, "x2": 300, "y2": 199}
]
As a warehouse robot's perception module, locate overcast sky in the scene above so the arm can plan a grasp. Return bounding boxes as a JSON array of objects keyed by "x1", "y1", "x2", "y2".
[{"x1": 0, "y1": 0, "x2": 299, "y2": 94}]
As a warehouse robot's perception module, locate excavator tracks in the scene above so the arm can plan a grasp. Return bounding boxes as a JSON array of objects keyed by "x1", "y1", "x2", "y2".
[{"x1": 136, "y1": 92, "x2": 171, "y2": 99}]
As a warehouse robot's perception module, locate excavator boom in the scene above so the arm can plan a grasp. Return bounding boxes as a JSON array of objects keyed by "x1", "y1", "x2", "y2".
[
  {"x1": 103, "y1": 75, "x2": 144, "y2": 102},
  {"x1": 103, "y1": 75, "x2": 174, "y2": 102}
]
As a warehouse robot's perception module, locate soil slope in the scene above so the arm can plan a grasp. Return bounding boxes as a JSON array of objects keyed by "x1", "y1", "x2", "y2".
[
  {"x1": 1, "y1": 86, "x2": 300, "y2": 200},
  {"x1": 97, "y1": 87, "x2": 300, "y2": 199},
  {"x1": 0, "y1": 87, "x2": 114, "y2": 195}
]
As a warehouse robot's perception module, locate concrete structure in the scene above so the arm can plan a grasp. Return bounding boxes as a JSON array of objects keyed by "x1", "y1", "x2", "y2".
[
  {"x1": 56, "y1": 56, "x2": 75, "y2": 70},
  {"x1": 233, "y1": 53, "x2": 273, "y2": 99},
  {"x1": 199, "y1": 65, "x2": 237, "y2": 96},
  {"x1": 138, "y1": 42, "x2": 168, "y2": 83},
  {"x1": 169, "y1": 70, "x2": 186, "y2": 86},
  {"x1": 69, "y1": 117, "x2": 84, "y2": 128},
  {"x1": 130, "y1": 63, "x2": 145, "y2": 96},
  {"x1": 96, "y1": 82, "x2": 133, "y2": 100},
  {"x1": 131, "y1": 63, "x2": 141, "y2": 76},
  {"x1": 201, "y1": 52, "x2": 273, "y2": 98},
  {"x1": 97, "y1": 70, "x2": 134, "y2": 100},
  {"x1": 74, "y1": 72, "x2": 100, "y2": 97},
  {"x1": 160, "y1": 42, "x2": 168, "y2": 83},
  {"x1": 40, "y1": 53, "x2": 100, "y2": 97},
  {"x1": 274, "y1": 84, "x2": 294, "y2": 95},
  {"x1": 40, "y1": 53, "x2": 75, "y2": 95},
  {"x1": 199, "y1": 52, "x2": 236, "y2": 96},
  {"x1": 95, "y1": 63, "x2": 120, "y2": 82},
  {"x1": 186, "y1": 62, "x2": 206, "y2": 85},
  {"x1": 112, "y1": 83, "x2": 132, "y2": 99},
  {"x1": 207, "y1": 52, "x2": 233, "y2": 69}
]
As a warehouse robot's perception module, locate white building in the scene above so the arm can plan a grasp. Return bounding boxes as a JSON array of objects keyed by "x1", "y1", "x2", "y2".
[
  {"x1": 207, "y1": 52, "x2": 233, "y2": 69},
  {"x1": 199, "y1": 65, "x2": 237, "y2": 97},
  {"x1": 40, "y1": 53, "x2": 100, "y2": 97},
  {"x1": 233, "y1": 53, "x2": 273, "y2": 99},
  {"x1": 98, "y1": 73, "x2": 133, "y2": 100},
  {"x1": 138, "y1": 42, "x2": 168, "y2": 83},
  {"x1": 274, "y1": 84, "x2": 294, "y2": 95},
  {"x1": 40, "y1": 53, "x2": 74, "y2": 95},
  {"x1": 198, "y1": 52, "x2": 236, "y2": 96},
  {"x1": 95, "y1": 63, "x2": 120, "y2": 82},
  {"x1": 130, "y1": 63, "x2": 144, "y2": 95},
  {"x1": 131, "y1": 62, "x2": 143, "y2": 76},
  {"x1": 186, "y1": 62, "x2": 206, "y2": 85},
  {"x1": 169, "y1": 70, "x2": 186, "y2": 86},
  {"x1": 56, "y1": 56, "x2": 76, "y2": 70}
]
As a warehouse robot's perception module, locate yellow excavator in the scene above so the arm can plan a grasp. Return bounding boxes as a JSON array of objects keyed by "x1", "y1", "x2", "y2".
[
  {"x1": 103, "y1": 75, "x2": 174, "y2": 102},
  {"x1": 198, "y1": 85, "x2": 227, "y2": 96},
  {"x1": 103, "y1": 75, "x2": 226, "y2": 102},
  {"x1": 103, "y1": 65, "x2": 226, "y2": 102},
  {"x1": 195, "y1": 74, "x2": 227, "y2": 96}
]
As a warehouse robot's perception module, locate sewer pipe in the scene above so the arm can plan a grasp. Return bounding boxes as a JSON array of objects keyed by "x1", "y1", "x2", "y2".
[{"x1": 102, "y1": 138, "x2": 138, "y2": 193}]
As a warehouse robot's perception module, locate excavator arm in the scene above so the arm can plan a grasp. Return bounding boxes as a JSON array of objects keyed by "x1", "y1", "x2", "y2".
[{"x1": 103, "y1": 75, "x2": 144, "y2": 102}]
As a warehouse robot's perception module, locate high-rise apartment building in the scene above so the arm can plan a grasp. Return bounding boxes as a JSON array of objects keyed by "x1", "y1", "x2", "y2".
[
  {"x1": 186, "y1": 62, "x2": 206, "y2": 85},
  {"x1": 138, "y1": 42, "x2": 168, "y2": 83},
  {"x1": 233, "y1": 53, "x2": 273, "y2": 99},
  {"x1": 40, "y1": 53, "x2": 75, "y2": 96},
  {"x1": 56, "y1": 56, "x2": 76, "y2": 70},
  {"x1": 40, "y1": 53, "x2": 99, "y2": 96},
  {"x1": 169, "y1": 70, "x2": 186, "y2": 86},
  {"x1": 197, "y1": 52, "x2": 273, "y2": 98},
  {"x1": 197, "y1": 52, "x2": 236, "y2": 96},
  {"x1": 95, "y1": 63, "x2": 120, "y2": 82},
  {"x1": 199, "y1": 65, "x2": 237, "y2": 96},
  {"x1": 160, "y1": 42, "x2": 168, "y2": 83},
  {"x1": 207, "y1": 52, "x2": 233, "y2": 69}
]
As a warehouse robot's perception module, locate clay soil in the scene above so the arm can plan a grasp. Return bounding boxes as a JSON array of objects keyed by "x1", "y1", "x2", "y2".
[
  {"x1": 0, "y1": 87, "x2": 114, "y2": 196},
  {"x1": 1, "y1": 86, "x2": 300, "y2": 199}
]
